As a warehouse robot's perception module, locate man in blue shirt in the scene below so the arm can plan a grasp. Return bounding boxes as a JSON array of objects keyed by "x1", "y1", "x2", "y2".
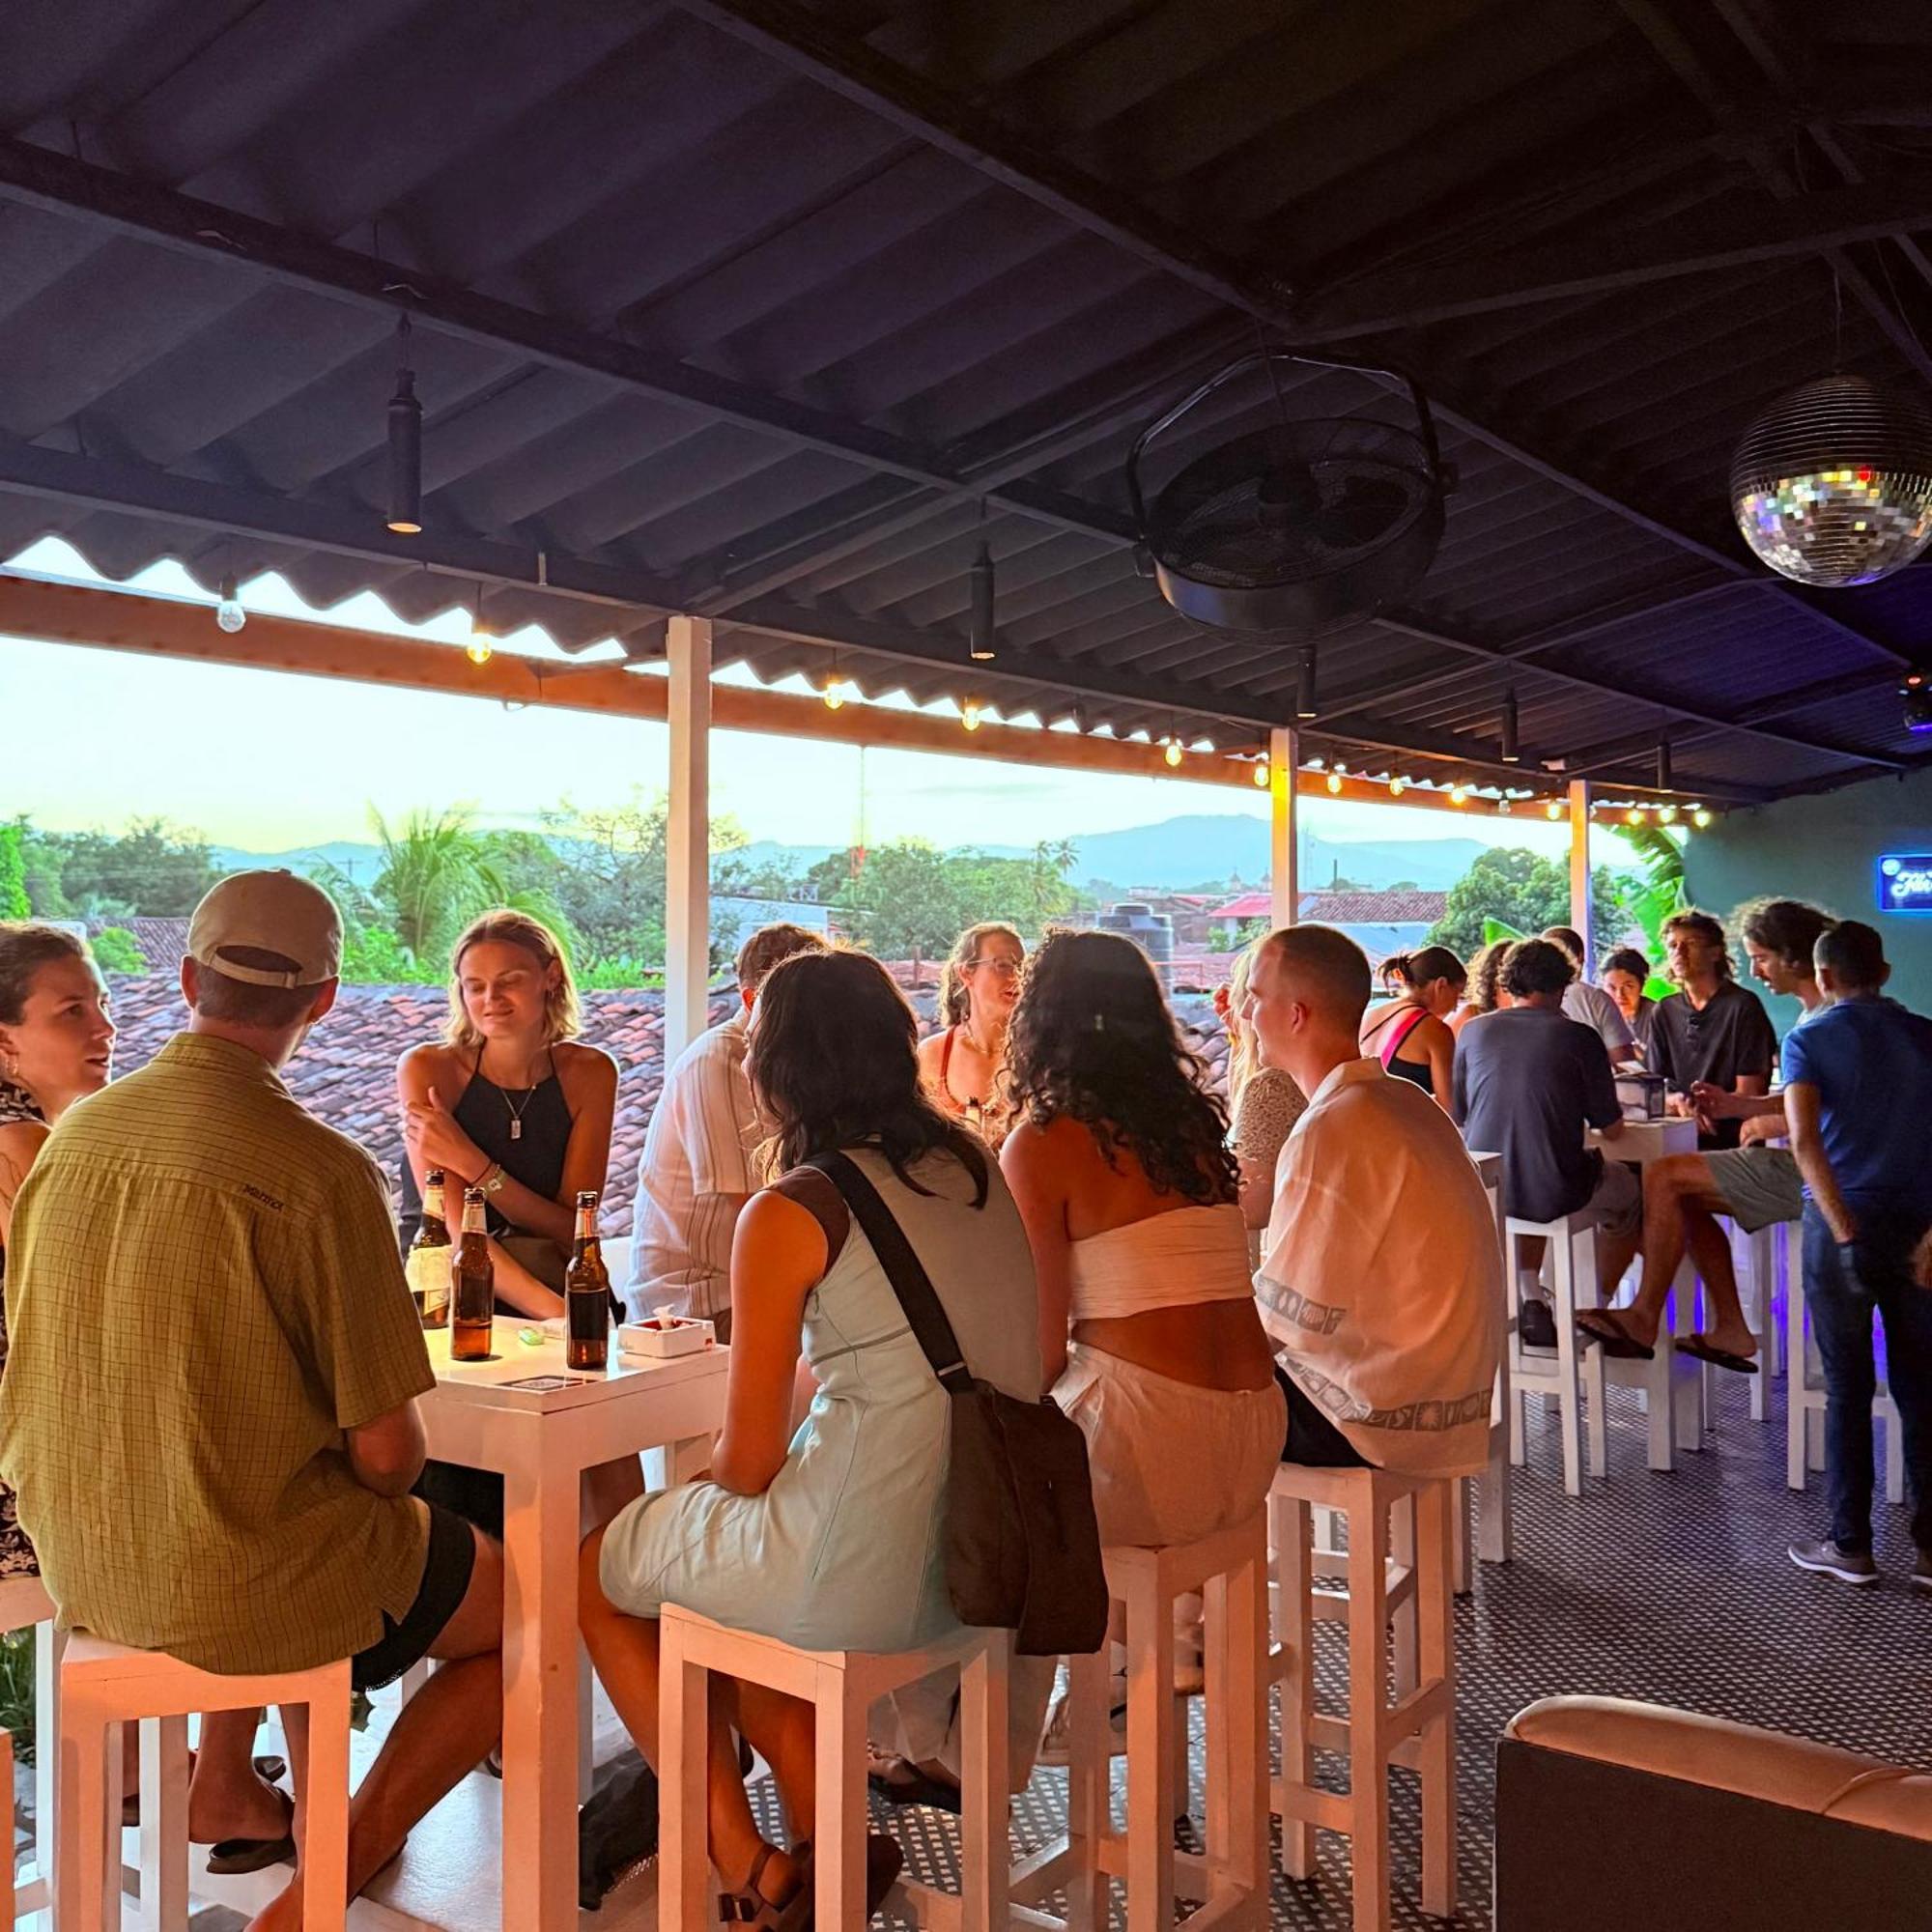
[{"x1": 1782, "y1": 922, "x2": 1932, "y2": 1587}]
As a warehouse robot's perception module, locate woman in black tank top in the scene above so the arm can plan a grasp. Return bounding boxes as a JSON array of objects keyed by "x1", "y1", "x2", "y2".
[{"x1": 396, "y1": 910, "x2": 618, "y2": 1318}]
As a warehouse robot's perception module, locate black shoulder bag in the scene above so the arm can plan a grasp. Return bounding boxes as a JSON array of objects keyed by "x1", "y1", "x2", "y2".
[{"x1": 806, "y1": 1150, "x2": 1108, "y2": 1658}]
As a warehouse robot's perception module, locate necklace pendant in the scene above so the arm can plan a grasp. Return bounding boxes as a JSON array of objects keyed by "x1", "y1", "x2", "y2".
[{"x1": 509, "y1": 1119, "x2": 522, "y2": 1141}]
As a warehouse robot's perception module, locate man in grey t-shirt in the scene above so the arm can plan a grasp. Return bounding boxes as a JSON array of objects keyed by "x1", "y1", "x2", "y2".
[{"x1": 1455, "y1": 940, "x2": 1641, "y2": 1345}]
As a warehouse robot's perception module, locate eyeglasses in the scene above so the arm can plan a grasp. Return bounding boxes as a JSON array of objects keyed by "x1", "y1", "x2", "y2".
[{"x1": 967, "y1": 956, "x2": 1023, "y2": 978}]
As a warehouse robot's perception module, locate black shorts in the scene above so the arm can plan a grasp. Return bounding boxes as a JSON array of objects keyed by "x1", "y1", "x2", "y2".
[
  {"x1": 1277, "y1": 1366, "x2": 1367, "y2": 1469},
  {"x1": 352, "y1": 1501, "x2": 477, "y2": 1693}
]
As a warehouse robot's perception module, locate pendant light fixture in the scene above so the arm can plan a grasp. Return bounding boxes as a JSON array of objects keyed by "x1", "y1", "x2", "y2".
[
  {"x1": 1295, "y1": 644, "x2": 1318, "y2": 720},
  {"x1": 1656, "y1": 733, "x2": 1672, "y2": 792},
  {"x1": 386, "y1": 314, "x2": 424, "y2": 536},
  {"x1": 1500, "y1": 687, "x2": 1520, "y2": 763},
  {"x1": 968, "y1": 536, "x2": 997, "y2": 662}
]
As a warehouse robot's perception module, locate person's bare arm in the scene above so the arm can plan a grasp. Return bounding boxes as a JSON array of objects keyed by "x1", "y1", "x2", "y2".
[
  {"x1": 1785, "y1": 1082, "x2": 1854, "y2": 1243},
  {"x1": 1003, "y1": 1122, "x2": 1075, "y2": 1386},
  {"x1": 0, "y1": 1120, "x2": 49, "y2": 1249},
  {"x1": 1690, "y1": 1082, "x2": 1784, "y2": 1122},
  {"x1": 1425, "y1": 1018, "x2": 1456, "y2": 1113},
  {"x1": 711, "y1": 1190, "x2": 821, "y2": 1496},
  {"x1": 483, "y1": 1237, "x2": 566, "y2": 1320},
  {"x1": 346, "y1": 1400, "x2": 427, "y2": 1498}
]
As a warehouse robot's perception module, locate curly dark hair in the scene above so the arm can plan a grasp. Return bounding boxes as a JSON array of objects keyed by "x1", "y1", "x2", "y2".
[
  {"x1": 746, "y1": 948, "x2": 986, "y2": 1200},
  {"x1": 1004, "y1": 929, "x2": 1236, "y2": 1206},
  {"x1": 1466, "y1": 939, "x2": 1510, "y2": 1015}
]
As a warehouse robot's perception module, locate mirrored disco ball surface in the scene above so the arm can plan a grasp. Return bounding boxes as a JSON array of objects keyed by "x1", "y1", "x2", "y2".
[{"x1": 1730, "y1": 375, "x2": 1932, "y2": 586}]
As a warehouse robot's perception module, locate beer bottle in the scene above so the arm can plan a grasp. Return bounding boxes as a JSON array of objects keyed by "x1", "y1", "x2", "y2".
[
  {"x1": 406, "y1": 1168, "x2": 451, "y2": 1329},
  {"x1": 565, "y1": 1189, "x2": 611, "y2": 1372},
  {"x1": 451, "y1": 1185, "x2": 495, "y2": 1362}
]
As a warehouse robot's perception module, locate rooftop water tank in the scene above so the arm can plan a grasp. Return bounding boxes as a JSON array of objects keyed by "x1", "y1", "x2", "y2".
[{"x1": 1095, "y1": 901, "x2": 1175, "y2": 982}]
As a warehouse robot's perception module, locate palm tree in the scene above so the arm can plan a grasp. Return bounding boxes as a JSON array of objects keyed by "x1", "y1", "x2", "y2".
[{"x1": 369, "y1": 806, "x2": 508, "y2": 961}]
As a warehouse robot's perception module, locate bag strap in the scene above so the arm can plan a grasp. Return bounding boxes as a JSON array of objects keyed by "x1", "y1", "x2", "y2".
[{"x1": 803, "y1": 1151, "x2": 975, "y2": 1397}]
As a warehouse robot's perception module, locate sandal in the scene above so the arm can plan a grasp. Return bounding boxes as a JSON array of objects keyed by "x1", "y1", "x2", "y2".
[
  {"x1": 1575, "y1": 1310, "x2": 1655, "y2": 1359},
  {"x1": 718, "y1": 1842, "x2": 806, "y2": 1925},
  {"x1": 867, "y1": 1751, "x2": 963, "y2": 1816},
  {"x1": 1677, "y1": 1335, "x2": 1759, "y2": 1376},
  {"x1": 205, "y1": 1786, "x2": 298, "y2": 1875}
]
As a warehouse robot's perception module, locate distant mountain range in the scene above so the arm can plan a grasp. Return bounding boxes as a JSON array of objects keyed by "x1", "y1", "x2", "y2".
[{"x1": 215, "y1": 816, "x2": 1495, "y2": 895}]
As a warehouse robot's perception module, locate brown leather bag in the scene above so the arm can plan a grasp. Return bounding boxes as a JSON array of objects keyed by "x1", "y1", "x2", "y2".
[{"x1": 807, "y1": 1151, "x2": 1108, "y2": 1657}]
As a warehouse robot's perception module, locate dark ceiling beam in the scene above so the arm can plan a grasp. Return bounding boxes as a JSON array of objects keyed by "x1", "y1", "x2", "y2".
[
  {"x1": 0, "y1": 135, "x2": 1120, "y2": 550},
  {"x1": 686, "y1": 317, "x2": 1243, "y2": 612},
  {"x1": 1306, "y1": 576, "x2": 1746, "y2": 728},
  {"x1": 1616, "y1": 0, "x2": 1932, "y2": 387},
  {"x1": 721, "y1": 591, "x2": 1769, "y2": 799},
  {"x1": 1287, "y1": 179, "x2": 1932, "y2": 342},
  {"x1": 0, "y1": 436, "x2": 684, "y2": 614},
  {"x1": 671, "y1": 0, "x2": 1916, "y2": 743},
  {"x1": 674, "y1": 0, "x2": 1296, "y2": 316}
]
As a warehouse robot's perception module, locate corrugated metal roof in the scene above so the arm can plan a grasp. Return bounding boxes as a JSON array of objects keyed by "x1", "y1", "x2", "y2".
[{"x1": 0, "y1": 0, "x2": 1926, "y2": 803}]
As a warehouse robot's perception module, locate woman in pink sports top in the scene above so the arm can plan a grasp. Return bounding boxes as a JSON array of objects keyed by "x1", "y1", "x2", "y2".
[{"x1": 1358, "y1": 945, "x2": 1464, "y2": 1111}]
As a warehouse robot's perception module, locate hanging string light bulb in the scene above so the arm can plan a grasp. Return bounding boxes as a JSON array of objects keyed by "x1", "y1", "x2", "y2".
[
  {"x1": 1163, "y1": 737, "x2": 1183, "y2": 768},
  {"x1": 1660, "y1": 804, "x2": 1679, "y2": 824},
  {"x1": 1449, "y1": 783, "x2": 1468, "y2": 806},
  {"x1": 1626, "y1": 806, "x2": 1645, "y2": 825},
  {"x1": 823, "y1": 675, "x2": 846, "y2": 711},
  {"x1": 1388, "y1": 776, "x2": 1406, "y2": 798},
  {"x1": 961, "y1": 698, "x2": 982, "y2": 733},
  {"x1": 1692, "y1": 806, "x2": 1713, "y2": 828},
  {"x1": 1325, "y1": 763, "x2": 1345, "y2": 795},
  {"x1": 466, "y1": 582, "x2": 493, "y2": 666},
  {"x1": 1252, "y1": 757, "x2": 1270, "y2": 788},
  {"x1": 215, "y1": 572, "x2": 246, "y2": 634},
  {"x1": 1546, "y1": 799, "x2": 1564, "y2": 820}
]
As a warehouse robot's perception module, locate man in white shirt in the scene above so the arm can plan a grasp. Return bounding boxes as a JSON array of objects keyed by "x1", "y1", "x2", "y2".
[
  {"x1": 1243, "y1": 924, "x2": 1501, "y2": 1475},
  {"x1": 1542, "y1": 926, "x2": 1640, "y2": 1068},
  {"x1": 625, "y1": 923, "x2": 826, "y2": 1338}
]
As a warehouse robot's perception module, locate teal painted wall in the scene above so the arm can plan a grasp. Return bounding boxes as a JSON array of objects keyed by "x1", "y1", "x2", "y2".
[{"x1": 1683, "y1": 766, "x2": 1932, "y2": 1023}]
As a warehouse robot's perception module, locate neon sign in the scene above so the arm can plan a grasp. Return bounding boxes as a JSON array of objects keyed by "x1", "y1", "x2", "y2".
[{"x1": 1877, "y1": 855, "x2": 1932, "y2": 914}]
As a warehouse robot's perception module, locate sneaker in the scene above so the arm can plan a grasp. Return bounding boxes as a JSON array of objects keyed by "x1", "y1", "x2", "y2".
[
  {"x1": 1517, "y1": 1296, "x2": 1558, "y2": 1350},
  {"x1": 1787, "y1": 1539, "x2": 1880, "y2": 1585},
  {"x1": 1913, "y1": 1551, "x2": 1932, "y2": 1593}
]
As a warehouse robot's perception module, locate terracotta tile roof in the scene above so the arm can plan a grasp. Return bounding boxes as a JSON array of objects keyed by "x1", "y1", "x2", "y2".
[
  {"x1": 1205, "y1": 889, "x2": 1447, "y2": 925},
  {"x1": 99, "y1": 976, "x2": 1229, "y2": 1236}
]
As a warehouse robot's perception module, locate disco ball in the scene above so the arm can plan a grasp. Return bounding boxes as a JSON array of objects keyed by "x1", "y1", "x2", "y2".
[{"x1": 1729, "y1": 375, "x2": 1932, "y2": 586}]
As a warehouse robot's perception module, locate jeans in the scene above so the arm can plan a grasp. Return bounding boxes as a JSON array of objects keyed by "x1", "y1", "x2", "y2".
[{"x1": 1802, "y1": 1205, "x2": 1932, "y2": 1553}]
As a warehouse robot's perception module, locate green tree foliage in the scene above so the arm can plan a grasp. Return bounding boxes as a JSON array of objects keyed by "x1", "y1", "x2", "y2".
[
  {"x1": 26, "y1": 818, "x2": 217, "y2": 917},
  {"x1": 1430, "y1": 847, "x2": 1627, "y2": 961},
  {"x1": 836, "y1": 838, "x2": 1087, "y2": 961},
  {"x1": 804, "y1": 849, "x2": 861, "y2": 903},
  {"x1": 0, "y1": 824, "x2": 28, "y2": 920},
  {"x1": 87, "y1": 926, "x2": 148, "y2": 974}
]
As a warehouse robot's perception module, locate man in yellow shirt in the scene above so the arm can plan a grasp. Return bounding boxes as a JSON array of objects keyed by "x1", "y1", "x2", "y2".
[{"x1": 0, "y1": 871, "x2": 502, "y2": 1923}]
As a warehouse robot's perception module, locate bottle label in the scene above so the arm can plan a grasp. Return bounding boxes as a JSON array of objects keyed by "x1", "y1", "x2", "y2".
[{"x1": 406, "y1": 1244, "x2": 451, "y2": 1321}]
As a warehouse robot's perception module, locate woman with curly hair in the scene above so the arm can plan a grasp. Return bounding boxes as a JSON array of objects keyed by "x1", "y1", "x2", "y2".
[
  {"x1": 1450, "y1": 938, "x2": 1509, "y2": 1037},
  {"x1": 1001, "y1": 930, "x2": 1283, "y2": 1558},
  {"x1": 916, "y1": 921, "x2": 1024, "y2": 1146}
]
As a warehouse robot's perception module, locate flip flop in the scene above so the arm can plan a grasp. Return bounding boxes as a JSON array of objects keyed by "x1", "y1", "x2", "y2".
[
  {"x1": 125, "y1": 1752, "x2": 288, "y2": 1829},
  {"x1": 867, "y1": 1756, "x2": 964, "y2": 1815},
  {"x1": 205, "y1": 1787, "x2": 298, "y2": 1875},
  {"x1": 1677, "y1": 1335, "x2": 1760, "y2": 1376},
  {"x1": 1575, "y1": 1310, "x2": 1655, "y2": 1360}
]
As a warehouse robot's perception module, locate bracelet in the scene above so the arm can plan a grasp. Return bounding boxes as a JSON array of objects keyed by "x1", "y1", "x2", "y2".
[{"x1": 474, "y1": 1161, "x2": 507, "y2": 1197}]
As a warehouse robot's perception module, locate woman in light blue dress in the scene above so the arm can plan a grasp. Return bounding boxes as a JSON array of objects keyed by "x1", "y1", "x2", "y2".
[{"x1": 580, "y1": 948, "x2": 1042, "y2": 1925}]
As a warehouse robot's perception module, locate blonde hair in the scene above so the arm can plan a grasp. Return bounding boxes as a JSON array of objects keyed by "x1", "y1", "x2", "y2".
[
  {"x1": 444, "y1": 910, "x2": 581, "y2": 1049},
  {"x1": 938, "y1": 922, "x2": 1024, "y2": 1027},
  {"x1": 1224, "y1": 938, "x2": 1262, "y2": 1109}
]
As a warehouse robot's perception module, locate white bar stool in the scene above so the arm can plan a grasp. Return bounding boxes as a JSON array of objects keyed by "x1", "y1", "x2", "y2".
[
  {"x1": 56, "y1": 1637, "x2": 352, "y2": 1932},
  {"x1": 1270, "y1": 1463, "x2": 1456, "y2": 1932},
  {"x1": 1729, "y1": 1216, "x2": 1789, "y2": 1423},
  {"x1": 659, "y1": 1607, "x2": 1010, "y2": 1932},
  {"x1": 1506, "y1": 1208, "x2": 1599, "y2": 1492},
  {"x1": 1012, "y1": 1513, "x2": 1268, "y2": 1932},
  {"x1": 0, "y1": 1577, "x2": 56, "y2": 1923},
  {"x1": 1460, "y1": 1151, "x2": 1512, "y2": 1588},
  {"x1": 1784, "y1": 1256, "x2": 1905, "y2": 1502},
  {"x1": 0, "y1": 1724, "x2": 14, "y2": 1930}
]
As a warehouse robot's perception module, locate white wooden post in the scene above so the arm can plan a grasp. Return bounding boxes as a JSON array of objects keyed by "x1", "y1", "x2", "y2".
[
  {"x1": 1269, "y1": 724, "x2": 1298, "y2": 930},
  {"x1": 665, "y1": 613, "x2": 712, "y2": 1061},
  {"x1": 1568, "y1": 778, "x2": 1593, "y2": 976}
]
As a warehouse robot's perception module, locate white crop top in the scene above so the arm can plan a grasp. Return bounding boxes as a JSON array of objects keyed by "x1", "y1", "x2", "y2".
[{"x1": 1066, "y1": 1201, "x2": 1255, "y2": 1321}]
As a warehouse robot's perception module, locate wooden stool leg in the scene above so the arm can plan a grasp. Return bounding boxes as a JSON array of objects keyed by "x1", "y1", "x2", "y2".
[
  {"x1": 813, "y1": 1663, "x2": 867, "y2": 1930},
  {"x1": 1065, "y1": 1649, "x2": 1111, "y2": 1932},
  {"x1": 1552, "y1": 1229, "x2": 1584, "y2": 1494},
  {"x1": 1211, "y1": 1535, "x2": 1268, "y2": 1928},
  {"x1": 301, "y1": 1688, "x2": 352, "y2": 1932},
  {"x1": 1271, "y1": 1489, "x2": 1316, "y2": 1880},
  {"x1": 1345, "y1": 1498, "x2": 1389, "y2": 1932},
  {"x1": 1417, "y1": 1485, "x2": 1457, "y2": 1919},
  {"x1": 59, "y1": 1699, "x2": 109, "y2": 1932},
  {"x1": 1122, "y1": 1564, "x2": 1177, "y2": 1932},
  {"x1": 1390, "y1": 1494, "x2": 1418, "y2": 1697},
  {"x1": 658, "y1": 1622, "x2": 710, "y2": 1932},
  {"x1": 137, "y1": 1714, "x2": 190, "y2": 1932},
  {"x1": 0, "y1": 1729, "x2": 12, "y2": 1932},
  {"x1": 958, "y1": 1637, "x2": 1010, "y2": 1932}
]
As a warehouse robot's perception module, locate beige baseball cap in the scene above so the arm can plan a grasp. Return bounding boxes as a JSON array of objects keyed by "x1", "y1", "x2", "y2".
[{"x1": 187, "y1": 870, "x2": 343, "y2": 987}]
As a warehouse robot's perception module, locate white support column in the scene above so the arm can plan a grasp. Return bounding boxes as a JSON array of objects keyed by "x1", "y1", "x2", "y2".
[
  {"x1": 1568, "y1": 778, "x2": 1594, "y2": 976},
  {"x1": 666, "y1": 613, "x2": 713, "y2": 1062},
  {"x1": 1269, "y1": 724, "x2": 1299, "y2": 930}
]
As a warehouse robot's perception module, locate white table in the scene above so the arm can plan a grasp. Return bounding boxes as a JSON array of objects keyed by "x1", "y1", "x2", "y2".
[
  {"x1": 419, "y1": 1320, "x2": 730, "y2": 1930},
  {"x1": 1590, "y1": 1115, "x2": 1698, "y2": 1166}
]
